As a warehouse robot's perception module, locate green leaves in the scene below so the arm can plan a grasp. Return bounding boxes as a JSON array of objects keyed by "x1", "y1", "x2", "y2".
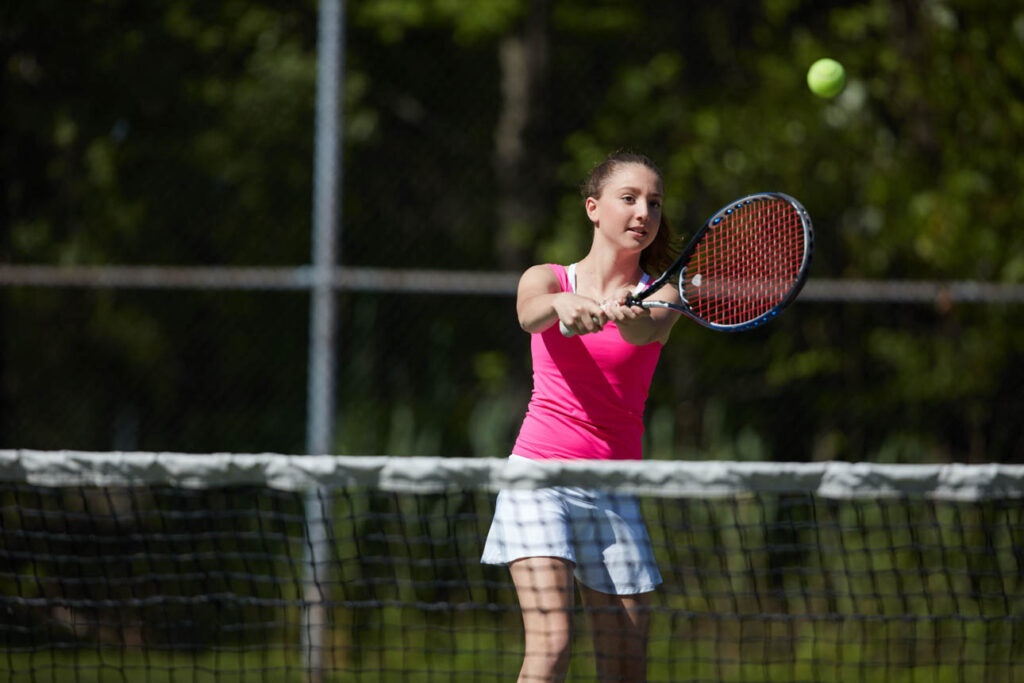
[
  {"x1": 3, "y1": 0, "x2": 1021, "y2": 461},
  {"x1": 355, "y1": 0, "x2": 523, "y2": 43}
]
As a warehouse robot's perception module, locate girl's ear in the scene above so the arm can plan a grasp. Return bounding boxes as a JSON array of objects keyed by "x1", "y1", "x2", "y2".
[{"x1": 585, "y1": 196, "x2": 599, "y2": 224}]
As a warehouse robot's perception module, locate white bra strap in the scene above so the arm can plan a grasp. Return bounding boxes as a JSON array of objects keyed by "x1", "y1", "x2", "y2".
[{"x1": 567, "y1": 263, "x2": 650, "y2": 294}]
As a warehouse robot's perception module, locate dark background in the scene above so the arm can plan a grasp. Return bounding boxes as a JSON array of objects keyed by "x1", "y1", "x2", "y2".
[{"x1": 2, "y1": 0, "x2": 1022, "y2": 462}]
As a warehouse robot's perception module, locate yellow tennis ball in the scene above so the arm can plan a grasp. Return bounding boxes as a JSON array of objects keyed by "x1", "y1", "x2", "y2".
[{"x1": 807, "y1": 58, "x2": 846, "y2": 98}]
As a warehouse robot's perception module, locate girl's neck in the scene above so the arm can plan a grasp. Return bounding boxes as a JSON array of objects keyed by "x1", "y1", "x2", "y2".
[{"x1": 574, "y1": 251, "x2": 644, "y2": 300}]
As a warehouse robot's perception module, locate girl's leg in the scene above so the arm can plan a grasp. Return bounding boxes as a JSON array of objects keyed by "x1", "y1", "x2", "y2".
[
  {"x1": 579, "y1": 585, "x2": 651, "y2": 682},
  {"x1": 509, "y1": 557, "x2": 576, "y2": 682}
]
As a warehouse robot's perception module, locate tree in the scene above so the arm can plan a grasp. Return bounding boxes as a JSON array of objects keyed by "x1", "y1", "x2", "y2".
[{"x1": 1, "y1": 0, "x2": 1021, "y2": 460}]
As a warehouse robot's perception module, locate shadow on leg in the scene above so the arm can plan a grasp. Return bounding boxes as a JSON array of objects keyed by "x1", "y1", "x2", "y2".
[
  {"x1": 579, "y1": 585, "x2": 651, "y2": 682},
  {"x1": 510, "y1": 557, "x2": 576, "y2": 682}
]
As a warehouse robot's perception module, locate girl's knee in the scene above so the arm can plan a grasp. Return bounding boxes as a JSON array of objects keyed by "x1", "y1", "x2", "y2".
[{"x1": 522, "y1": 620, "x2": 573, "y2": 677}]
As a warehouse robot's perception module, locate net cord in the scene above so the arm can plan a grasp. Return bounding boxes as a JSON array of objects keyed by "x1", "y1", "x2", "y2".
[{"x1": 1, "y1": 450, "x2": 1022, "y2": 500}]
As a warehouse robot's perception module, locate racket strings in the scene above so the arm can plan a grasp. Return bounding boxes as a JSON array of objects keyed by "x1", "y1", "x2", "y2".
[{"x1": 682, "y1": 199, "x2": 805, "y2": 326}]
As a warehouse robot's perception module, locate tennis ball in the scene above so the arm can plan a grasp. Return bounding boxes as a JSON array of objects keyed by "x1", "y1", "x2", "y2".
[{"x1": 807, "y1": 58, "x2": 846, "y2": 98}]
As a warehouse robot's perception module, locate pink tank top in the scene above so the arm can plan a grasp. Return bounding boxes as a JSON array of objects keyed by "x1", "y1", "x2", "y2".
[{"x1": 512, "y1": 264, "x2": 664, "y2": 461}]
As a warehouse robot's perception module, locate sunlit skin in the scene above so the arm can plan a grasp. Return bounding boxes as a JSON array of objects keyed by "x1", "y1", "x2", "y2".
[
  {"x1": 517, "y1": 163, "x2": 682, "y2": 345},
  {"x1": 510, "y1": 557, "x2": 650, "y2": 683},
  {"x1": 507, "y1": 162, "x2": 682, "y2": 682}
]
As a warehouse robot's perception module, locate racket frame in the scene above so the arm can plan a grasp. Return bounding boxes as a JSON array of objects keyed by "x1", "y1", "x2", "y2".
[{"x1": 627, "y1": 192, "x2": 814, "y2": 332}]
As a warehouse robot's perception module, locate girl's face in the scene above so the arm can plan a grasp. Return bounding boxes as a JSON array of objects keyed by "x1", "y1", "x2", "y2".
[{"x1": 586, "y1": 163, "x2": 663, "y2": 252}]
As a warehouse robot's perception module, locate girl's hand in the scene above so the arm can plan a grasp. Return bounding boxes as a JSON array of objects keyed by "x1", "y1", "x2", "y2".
[
  {"x1": 553, "y1": 292, "x2": 607, "y2": 336},
  {"x1": 601, "y1": 285, "x2": 650, "y2": 325},
  {"x1": 604, "y1": 283, "x2": 683, "y2": 346}
]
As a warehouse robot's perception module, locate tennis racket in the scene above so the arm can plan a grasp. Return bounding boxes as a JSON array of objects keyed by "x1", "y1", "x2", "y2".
[{"x1": 560, "y1": 192, "x2": 813, "y2": 336}]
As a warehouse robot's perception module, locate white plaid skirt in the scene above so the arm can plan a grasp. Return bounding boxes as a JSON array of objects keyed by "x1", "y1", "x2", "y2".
[{"x1": 481, "y1": 456, "x2": 662, "y2": 595}]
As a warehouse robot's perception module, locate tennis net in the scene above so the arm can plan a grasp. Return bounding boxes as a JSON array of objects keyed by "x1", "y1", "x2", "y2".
[{"x1": 2, "y1": 450, "x2": 1023, "y2": 682}]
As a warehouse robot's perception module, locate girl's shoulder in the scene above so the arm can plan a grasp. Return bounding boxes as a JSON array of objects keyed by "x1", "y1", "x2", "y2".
[{"x1": 519, "y1": 263, "x2": 568, "y2": 293}]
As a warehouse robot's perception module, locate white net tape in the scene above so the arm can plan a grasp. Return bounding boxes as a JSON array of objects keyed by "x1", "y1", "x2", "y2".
[{"x1": 2, "y1": 449, "x2": 1022, "y2": 499}]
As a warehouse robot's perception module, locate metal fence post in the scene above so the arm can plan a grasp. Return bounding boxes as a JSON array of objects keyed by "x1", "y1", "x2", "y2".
[{"x1": 303, "y1": 1, "x2": 345, "y2": 682}]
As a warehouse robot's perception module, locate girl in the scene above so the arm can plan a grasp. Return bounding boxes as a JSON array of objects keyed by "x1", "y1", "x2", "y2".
[{"x1": 482, "y1": 152, "x2": 682, "y2": 681}]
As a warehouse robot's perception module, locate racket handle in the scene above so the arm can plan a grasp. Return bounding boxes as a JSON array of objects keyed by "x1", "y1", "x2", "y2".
[
  {"x1": 624, "y1": 282, "x2": 646, "y2": 306},
  {"x1": 564, "y1": 286, "x2": 646, "y2": 336}
]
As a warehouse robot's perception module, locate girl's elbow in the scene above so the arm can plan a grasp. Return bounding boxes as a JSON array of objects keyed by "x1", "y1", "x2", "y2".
[{"x1": 518, "y1": 313, "x2": 540, "y2": 334}]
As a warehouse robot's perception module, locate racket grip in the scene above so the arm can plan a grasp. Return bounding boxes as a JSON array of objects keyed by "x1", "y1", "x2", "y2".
[{"x1": 625, "y1": 282, "x2": 646, "y2": 307}]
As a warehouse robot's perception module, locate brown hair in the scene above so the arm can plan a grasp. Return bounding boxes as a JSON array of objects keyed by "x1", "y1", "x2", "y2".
[{"x1": 581, "y1": 152, "x2": 677, "y2": 275}]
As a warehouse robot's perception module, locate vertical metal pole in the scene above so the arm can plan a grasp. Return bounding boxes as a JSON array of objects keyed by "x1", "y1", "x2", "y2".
[{"x1": 303, "y1": 1, "x2": 344, "y2": 681}]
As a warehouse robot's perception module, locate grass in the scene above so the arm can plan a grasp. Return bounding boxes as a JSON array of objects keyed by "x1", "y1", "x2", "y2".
[{"x1": 5, "y1": 620, "x2": 1022, "y2": 683}]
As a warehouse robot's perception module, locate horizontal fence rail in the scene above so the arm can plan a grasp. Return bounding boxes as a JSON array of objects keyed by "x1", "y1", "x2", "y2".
[{"x1": 1, "y1": 265, "x2": 1022, "y2": 303}]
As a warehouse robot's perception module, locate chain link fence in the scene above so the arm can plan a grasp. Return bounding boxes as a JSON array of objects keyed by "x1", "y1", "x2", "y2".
[{"x1": 3, "y1": 1, "x2": 1022, "y2": 462}]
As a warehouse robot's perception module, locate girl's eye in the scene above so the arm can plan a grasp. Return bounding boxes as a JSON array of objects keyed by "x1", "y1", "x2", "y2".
[{"x1": 621, "y1": 195, "x2": 635, "y2": 203}]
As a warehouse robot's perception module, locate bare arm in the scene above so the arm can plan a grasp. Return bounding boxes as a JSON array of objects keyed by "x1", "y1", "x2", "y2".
[
  {"x1": 516, "y1": 265, "x2": 607, "y2": 335},
  {"x1": 604, "y1": 281, "x2": 682, "y2": 345}
]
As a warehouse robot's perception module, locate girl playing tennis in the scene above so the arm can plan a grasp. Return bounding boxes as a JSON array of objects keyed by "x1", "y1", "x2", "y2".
[{"x1": 482, "y1": 152, "x2": 681, "y2": 681}]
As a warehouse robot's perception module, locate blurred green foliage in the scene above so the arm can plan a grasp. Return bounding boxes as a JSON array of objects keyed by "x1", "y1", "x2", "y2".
[{"x1": 1, "y1": 0, "x2": 1021, "y2": 461}]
